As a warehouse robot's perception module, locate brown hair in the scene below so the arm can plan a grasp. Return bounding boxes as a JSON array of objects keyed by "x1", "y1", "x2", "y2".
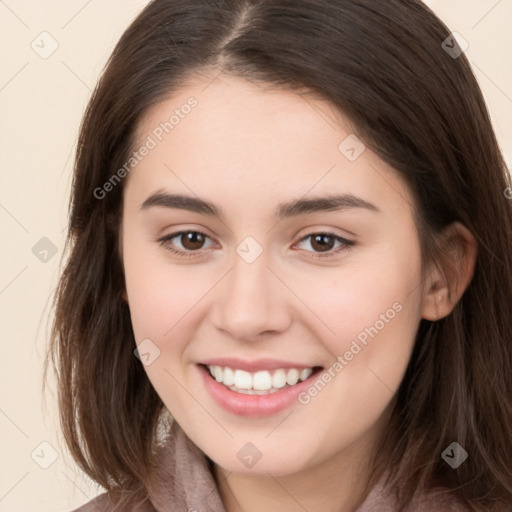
[{"x1": 44, "y1": 0, "x2": 512, "y2": 510}]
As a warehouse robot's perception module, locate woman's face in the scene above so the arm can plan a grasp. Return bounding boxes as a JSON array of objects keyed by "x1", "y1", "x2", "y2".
[{"x1": 120, "y1": 73, "x2": 429, "y2": 476}]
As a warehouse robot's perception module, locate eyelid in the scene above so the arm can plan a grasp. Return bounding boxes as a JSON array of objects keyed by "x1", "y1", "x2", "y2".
[
  {"x1": 293, "y1": 232, "x2": 354, "y2": 258},
  {"x1": 156, "y1": 229, "x2": 216, "y2": 258}
]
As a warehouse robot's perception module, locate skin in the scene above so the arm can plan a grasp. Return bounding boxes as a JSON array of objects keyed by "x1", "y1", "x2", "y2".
[{"x1": 120, "y1": 72, "x2": 477, "y2": 512}]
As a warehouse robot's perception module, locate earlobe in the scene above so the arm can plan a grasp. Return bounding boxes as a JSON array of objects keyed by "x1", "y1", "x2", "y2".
[
  {"x1": 421, "y1": 222, "x2": 478, "y2": 321},
  {"x1": 421, "y1": 276, "x2": 449, "y2": 321}
]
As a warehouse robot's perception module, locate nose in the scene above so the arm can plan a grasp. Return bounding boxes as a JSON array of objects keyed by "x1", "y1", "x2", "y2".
[{"x1": 211, "y1": 248, "x2": 293, "y2": 342}]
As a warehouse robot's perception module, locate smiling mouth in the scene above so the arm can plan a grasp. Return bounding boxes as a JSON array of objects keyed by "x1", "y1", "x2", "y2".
[{"x1": 201, "y1": 364, "x2": 323, "y2": 395}]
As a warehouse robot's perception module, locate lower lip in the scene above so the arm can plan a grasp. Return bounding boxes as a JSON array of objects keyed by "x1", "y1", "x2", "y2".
[{"x1": 198, "y1": 364, "x2": 321, "y2": 417}]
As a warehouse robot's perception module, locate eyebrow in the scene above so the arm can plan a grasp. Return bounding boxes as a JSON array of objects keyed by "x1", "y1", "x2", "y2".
[{"x1": 140, "y1": 190, "x2": 380, "y2": 219}]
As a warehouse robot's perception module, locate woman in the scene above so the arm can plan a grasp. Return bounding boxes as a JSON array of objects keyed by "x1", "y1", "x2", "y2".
[{"x1": 45, "y1": 0, "x2": 512, "y2": 510}]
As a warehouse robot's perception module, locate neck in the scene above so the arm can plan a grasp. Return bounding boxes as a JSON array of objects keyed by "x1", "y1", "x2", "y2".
[{"x1": 213, "y1": 430, "x2": 388, "y2": 512}]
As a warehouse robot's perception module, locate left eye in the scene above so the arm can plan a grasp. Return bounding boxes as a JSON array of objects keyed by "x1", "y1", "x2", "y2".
[
  {"x1": 157, "y1": 230, "x2": 354, "y2": 259},
  {"x1": 294, "y1": 232, "x2": 354, "y2": 258}
]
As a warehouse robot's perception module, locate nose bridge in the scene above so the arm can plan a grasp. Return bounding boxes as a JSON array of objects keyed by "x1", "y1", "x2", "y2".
[{"x1": 212, "y1": 238, "x2": 291, "y2": 340}]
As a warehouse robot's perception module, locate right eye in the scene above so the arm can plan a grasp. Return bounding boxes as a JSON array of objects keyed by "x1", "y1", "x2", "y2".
[{"x1": 157, "y1": 230, "x2": 216, "y2": 257}]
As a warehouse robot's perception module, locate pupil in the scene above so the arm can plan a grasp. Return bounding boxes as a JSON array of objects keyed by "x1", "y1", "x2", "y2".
[
  {"x1": 184, "y1": 232, "x2": 204, "y2": 249},
  {"x1": 313, "y1": 234, "x2": 333, "y2": 252}
]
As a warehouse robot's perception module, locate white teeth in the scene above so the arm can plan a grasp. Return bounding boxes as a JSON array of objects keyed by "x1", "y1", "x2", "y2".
[
  {"x1": 223, "y1": 367, "x2": 235, "y2": 386},
  {"x1": 286, "y1": 368, "x2": 300, "y2": 386},
  {"x1": 253, "y1": 388, "x2": 272, "y2": 395},
  {"x1": 214, "y1": 365, "x2": 223, "y2": 382},
  {"x1": 206, "y1": 365, "x2": 316, "y2": 393},
  {"x1": 272, "y1": 369, "x2": 287, "y2": 388},
  {"x1": 233, "y1": 369, "x2": 252, "y2": 389},
  {"x1": 300, "y1": 368, "x2": 313, "y2": 381},
  {"x1": 253, "y1": 371, "x2": 272, "y2": 390}
]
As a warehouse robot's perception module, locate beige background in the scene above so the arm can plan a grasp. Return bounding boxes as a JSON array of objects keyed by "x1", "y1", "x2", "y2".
[{"x1": 0, "y1": 1, "x2": 510, "y2": 511}]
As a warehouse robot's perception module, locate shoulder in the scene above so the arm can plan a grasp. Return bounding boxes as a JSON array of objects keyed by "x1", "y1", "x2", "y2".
[
  {"x1": 357, "y1": 473, "x2": 472, "y2": 512},
  {"x1": 410, "y1": 487, "x2": 471, "y2": 511},
  {"x1": 69, "y1": 492, "x2": 155, "y2": 512},
  {"x1": 69, "y1": 493, "x2": 115, "y2": 512}
]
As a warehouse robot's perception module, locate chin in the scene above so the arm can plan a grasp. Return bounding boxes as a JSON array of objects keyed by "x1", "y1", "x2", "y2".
[{"x1": 204, "y1": 440, "x2": 315, "y2": 477}]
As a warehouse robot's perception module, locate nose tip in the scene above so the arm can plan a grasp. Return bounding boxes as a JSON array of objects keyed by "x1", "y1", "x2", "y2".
[{"x1": 210, "y1": 253, "x2": 292, "y2": 342}]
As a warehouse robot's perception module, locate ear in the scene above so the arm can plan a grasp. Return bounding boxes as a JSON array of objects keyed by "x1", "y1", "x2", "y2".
[{"x1": 421, "y1": 221, "x2": 478, "y2": 321}]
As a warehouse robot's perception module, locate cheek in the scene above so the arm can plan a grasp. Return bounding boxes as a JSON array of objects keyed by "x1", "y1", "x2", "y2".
[
  {"x1": 295, "y1": 245, "x2": 421, "y2": 347},
  {"x1": 123, "y1": 229, "x2": 194, "y2": 338},
  {"x1": 291, "y1": 241, "x2": 423, "y2": 402},
  {"x1": 122, "y1": 241, "x2": 206, "y2": 408},
  {"x1": 122, "y1": 235, "x2": 221, "y2": 374}
]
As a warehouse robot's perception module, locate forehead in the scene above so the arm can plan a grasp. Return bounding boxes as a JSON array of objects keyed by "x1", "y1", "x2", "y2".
[{"x1": 124, "y1": 73, "x2": 414, "y2": 220}]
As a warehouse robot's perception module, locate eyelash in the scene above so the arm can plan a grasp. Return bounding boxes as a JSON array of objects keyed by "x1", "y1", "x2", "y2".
[{"x1": 156, "y1": 230, "x2": 355, "y2": 259}]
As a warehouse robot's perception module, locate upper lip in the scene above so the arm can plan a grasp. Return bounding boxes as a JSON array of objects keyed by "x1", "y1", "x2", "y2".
[{"x1": 199, "y1": 357, "x2": 321, "y2": 372}]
